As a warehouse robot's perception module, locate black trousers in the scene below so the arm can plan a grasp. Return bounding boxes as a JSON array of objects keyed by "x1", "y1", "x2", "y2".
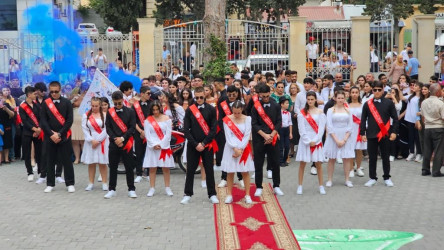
[
  {"x1": 184, "y1": 144, "x2": 216, "y2": 198},
  {"x1": 422, "y1": 128, "x2": 444, "y2": 175},
  {"x1": 14, "y1": 125, "x2": 22, "y2": 159},
  {"x1": 253, "y1": 139, "x2": 280, "y2": 188},
  {"x1": 134, "y1": 134, "x2": 146, "y2": 176},
  {"x1": 39, "y1": 140, "x2": 63, "y2": 178},
  {"x1": 108, "y1": 147, "x2": 136, "y2": 191},
  {"x1": 215, "y1": 131, "x2": 225, "y2": 166},
  {"x1": 46, "y1": 139, "x2": 75, "y2": 187},
  {"x1": 407, "y1": 121, "x2": 422, "y2": 154},
  {"x1": 367, "y1": 137, "x2": 391, "y2": 181},
  {"x1": 22, "y1": 135, "x2": 41, "y2": 175},
  {"x1": 279, "y1": 127, "x2": 290, "y2": 165}
]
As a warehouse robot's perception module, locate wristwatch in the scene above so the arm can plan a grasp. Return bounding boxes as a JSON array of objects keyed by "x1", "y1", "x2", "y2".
[{"x1": 121, "y1": 137, "x2": 125, "y2": 142}]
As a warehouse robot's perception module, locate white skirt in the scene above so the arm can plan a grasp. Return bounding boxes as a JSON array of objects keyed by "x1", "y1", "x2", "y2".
[
  {"x1": 295, "y1": 143, "x2": 325, "y2": 163},
  {"x1": 81, "y1": 139, "x2": 109, "y2": 164},
  {"x1": 142, "y1": 147, "x2": 175, "y2": 168},
  {"x1": 324, "y1": 127, "x2": 356, "y2": 159},
  {"x1": 221, "y1": 145, "x2": 254, "y2": 173},
  {"x1": 351, "y1": 123, "x2": 367, "y2": 150}
]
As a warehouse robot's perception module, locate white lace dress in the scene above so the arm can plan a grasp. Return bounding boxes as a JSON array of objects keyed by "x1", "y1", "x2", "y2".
[
  {"x1": 349, "y1": 105, "x2": 367, "y2": 150},
  {"x1": 295, "y1": 112, "x2": 326, "y2": 163},
  {"x1": 81, "y1": 114, "x2": 109, "y2": 164},
  {"x1": 143, "y1": 119, "x2": 175, "y2": 168},
  {"x1": 324, "y1": 108, "x2": 355, "y2": 159}
]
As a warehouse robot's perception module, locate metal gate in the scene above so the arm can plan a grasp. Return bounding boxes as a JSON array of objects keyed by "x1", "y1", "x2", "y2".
[
  {"x1": 435, "y1": 22, "x2": 444, "y2": 80},
  {"x1": 154, "y1": 20, "x2": 289, "y2": 77},
  {"x1": 370, "y1": 19, "x2": 395, "y2": 75}
]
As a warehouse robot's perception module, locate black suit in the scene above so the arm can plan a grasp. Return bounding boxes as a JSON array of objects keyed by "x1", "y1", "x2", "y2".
[
  {"x1": 106, "y1": 106, "x2": 137, "y2": 191},
  {"x1": 183, "y1": 103, "x2": 217, "y2": 198},
  {"x1": 19, "y1": 102, "x2": 42, "y2": 176},
  {"x1": 251, "y1": 100, "x2": 282, "y2": 188},
  {"x1": 40, "y1": 97, "x2": 74, "y2": 187},
  {"x1": 215, "y1": 90, "x2": 228, "y2": 167},
  {"x1": 132, "y1": 100, "x2": 151, "y2": 176},
  {"x1": 360, "y1": 98, "x2": 399, "y2": 180}
]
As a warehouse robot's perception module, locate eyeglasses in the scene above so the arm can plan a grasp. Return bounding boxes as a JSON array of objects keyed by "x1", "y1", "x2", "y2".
[
  {"x1": 261, "y1": 95, "x2": 270, "y2": 98},
  {"x1": 373, "y1": 88, "x2": 383, "y2": 92},
  {"x1": 113, "y1": 101, "x2": 123, "y2": 106},
  {"x1": 50, "y1": 91, "x2": 60, "y2": 94},
  {"x1": 195, "y1": 96, "x2": 205, "y2": 100}
]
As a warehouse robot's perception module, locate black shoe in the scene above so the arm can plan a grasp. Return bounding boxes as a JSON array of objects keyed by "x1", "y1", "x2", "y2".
[
  {"x1": 285, "y1": 162, "x2": 289, "y2": 166},
  {"x1": 280, "y1": 163, "x2": 286, "y2": 167},
  {"x1": 432, "y1": 172, "x2": 444, "y2": 177},
  {"x1": 422, "y1": 170, "x2": 431, "y2": 176}
]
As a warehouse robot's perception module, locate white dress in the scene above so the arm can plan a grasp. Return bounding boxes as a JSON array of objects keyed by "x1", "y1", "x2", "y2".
[
  {"x1": 296, "y1": 112, "x2": 326, "y2": 163},
  {"x1": 81, "y1": 114, "x2": 109, "y2": 164},
  {"x1": 349, "y1": 105, "x2": 367, "y2": 150},
  {"x1": 324, "y1": 108, "x2": 355, "y2": 159},
  {"x1": 221, "y1": 116, "x2": 254, "y2": 173},
  {"x1": 143, "y1": 119, "x2": 175, "y2": 168}
]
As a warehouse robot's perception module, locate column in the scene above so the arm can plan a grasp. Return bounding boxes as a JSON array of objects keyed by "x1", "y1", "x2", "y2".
[
  {"x1": 412, "y1": 15, "x2": 436, "y2": 83},
  {"x1": 137, "y1": 18, "x2": 156, "y2": 77},
  {"x1": 288, "y1": 16, "x2": 307, "y2": 77},
  {"x1": 351, "y1": 16, "x2": 371, "y2": 82}
]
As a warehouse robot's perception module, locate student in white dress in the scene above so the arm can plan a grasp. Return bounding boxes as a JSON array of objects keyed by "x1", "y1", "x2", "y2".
[
  {"x1": 324, "y1": 90, "x2": 355, "y2": 188},
  {"x1": 296, "y1": 91, "x2": 327, "y2": 195},
  {"x1": 221, "y1": 101, "x2": 254, "y2": 204},
  {"x1": 348, "y1": 87, "x2": 366, "y2": 178},
  {"x1": 81, "y1": 97, "x2": 109, "y2": 191},
  {"x1": 143, "y1": 101, "x2": 175, "y2": 197}
]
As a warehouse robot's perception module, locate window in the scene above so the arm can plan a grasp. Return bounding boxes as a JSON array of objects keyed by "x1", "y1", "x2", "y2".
[{"x1": 0, "y1": 0, "x2": 17, "y2": 31}]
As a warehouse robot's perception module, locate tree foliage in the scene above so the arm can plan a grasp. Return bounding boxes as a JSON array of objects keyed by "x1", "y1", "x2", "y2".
[
  {"x1": 247, "y1": 0, "x2": 306, "y2": 26},
  {"x1": 89, "y1": 0, "x2": 145, "y2": 33},
  {"x1": 202, "y1": 34, "x2": 230, "y2": 82}
]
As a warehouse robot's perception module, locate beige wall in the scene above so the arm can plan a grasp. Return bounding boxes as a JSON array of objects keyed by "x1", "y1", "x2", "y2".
[
  {"x1": 137, "y1": 18, "x2": 156, "y2": 77},
  {"x1": 288, "y1": 17, "x2": 307, "y2": 78},
  {"x1": 351, "y1": 16, "x2": 371, "y2": 82},
  {"x1": 412, "y1": 15, "x2": 436, "y2": 83}
]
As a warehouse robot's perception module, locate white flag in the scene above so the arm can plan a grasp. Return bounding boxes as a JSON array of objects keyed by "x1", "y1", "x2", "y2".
[{"x1": 79, "y1": 70, "x2": 118, "y2": 115}]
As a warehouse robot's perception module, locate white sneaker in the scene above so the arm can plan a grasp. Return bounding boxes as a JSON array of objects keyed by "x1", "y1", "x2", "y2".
[
  {"x1": 128, "y1": 190, "x2": 137, "y2": 198},
  {"x1": 67, "y1": 185, "x2": 75, "y2": 193},
  {"x1": 85, "y1": 184, "x2": 93, "y2": 191},
  {"x1": 245, "y1": 195, "x2": 253, "y2": 204},
  {"x1": 201, "y1": 180, "x2": 207, "y2": 188},
  {"x1": 337, "y1": 158, "x2": 343, "y2": 164},
  {"x1": 218, "y1": 180, "x2": 227, "y2": 188},
  {"x1": 44, "y1": 186, "x2": 54, "y2": 193},
  {"x1": 210, "y1": 195, "x2": 220, "y2": 204},
  {"x1": 180, "y1": 196, "x2": 191, "y2": 204},
  {"x1": 349, "y1": 170, "x2": 355, "y2": 178},
  {"x1": 104, "y1": 190, "x2": 116, "y2": 199},
  {"x1": 345, "y1": 181, "x2": 353, "y2": 188},
  {"x1": 97, "y1": 174, "x2": 102, "y2": 182},
  {"x1": 297, "y1": 185, "x2": 303, "y2": 195},
  {"x1": 274, "y1": 187, "x2": 284, "y2": 196},
  {"x1": 415, "y1": 154, "x2": 423, "y2": 163},
  {"x1": 33, "y1": 166, "x2": 38, "y2": 172},
  {"x1": 254, "y1": 188, "x2": 263, "y2": 197},
  {"x1": 325, "y1": 181, "x2": 332, "y2": 187},
  {"x1": 224, "y1": 195, "x2": 233, "y2": 204},
  {"x1": 310, "y1": 167, "x2": 317, "y2": 175},
  {"x1": 384, "y1": 179, "x2": 394, "y2": 187},
  {"x1": 364, "y1": 179, "x2": 377, "y2": 187},
  {"x1": 406, "y1": 153, "x2": 415, "y2": 161},
  {"x1": 389, "y1": 156, "x2": 395, "y2": 162},
  {"x1": 27, "y1": 174, "x2": 34, "y2": 182},
  {"x1": 239, "y1": 180, "x2": 245, "y2": 188},
  {"x1": 357, "y1": 168, "x2": 365, "y2": 177},
  {"x1": 146, "y1": 188, "x2": 155, "y2": 197},
  {"x1": 102, "y1": 183, "x2": 108, "y2": 191},
  {"x1": 134, "y1": 176, "x2": 143, "y2": 183},
  {"x1": 35, "y1": 177, "x2": 46, "y2": 184},
  {"x1": 56, "y1": 177, "x2": 65, "y2": 184},
  {"x1": 165, "y1": 187, "x2": 173, "y2": 196},
  {"x1": 251, "y1": 173, "x2": 255, "y2": 179},
  {"x1": 267, "y1": 170, "x2": 272, "y2": 179},
  {"x1": 319, "y1": 186, "x2": 326, "y2": 195}
]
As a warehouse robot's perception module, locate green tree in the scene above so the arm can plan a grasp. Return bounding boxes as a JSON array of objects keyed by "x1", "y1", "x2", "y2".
[
  {"x1": 247, "y1": 0, "x2": 306, "y2": 27},
  {"x1": 89, "y1": 0, "x2": 145, "y2": 33}
]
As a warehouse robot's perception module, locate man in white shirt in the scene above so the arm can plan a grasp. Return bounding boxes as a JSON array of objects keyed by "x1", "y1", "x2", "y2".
[
  {"x1": 385, "y1": 45, "x2": 398, "y2": 62},
  {"x1": 285, "y1": 70, "x2": 304, "y2": 95},
  {"x1": 190, "y1": 42, "x2": 196, "y2": 60},
  {"x1": 321, "y1": 74, "x2": 335, "y2": 102},
  {"x1": 294, "y1": 77, "x2": 323, "y2": 112},
  {"x1": 306, "y1": 37, "x2": 319, "y2": 67},
  {"x1": 401, "y1": 43, "x2": 411, "y2": 62},
  {"x1": 434, "y1": 50, "x2": 443, "y2": 79}
]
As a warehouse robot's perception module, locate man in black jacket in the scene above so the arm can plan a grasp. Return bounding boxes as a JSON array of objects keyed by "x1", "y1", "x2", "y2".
[{"x1": 360, "y1": 81, "x2": 399, "y2": 187}]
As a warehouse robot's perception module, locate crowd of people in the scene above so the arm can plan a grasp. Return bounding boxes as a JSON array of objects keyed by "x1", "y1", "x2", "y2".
[{"x1": 0, "y1": 61, "x2": 443, "y2": 204}]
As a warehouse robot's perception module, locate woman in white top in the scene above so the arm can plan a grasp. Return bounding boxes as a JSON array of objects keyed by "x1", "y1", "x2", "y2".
[
  {"x1": 143, "y1": 101, "x2": 174, "y2": 197},
  {"x1": 324, "y1": 90, "x2": 355, "y2": 188},
  {"x1": 221, "y1": 101, "x2": 254, "y2": 204},
  {"x1": 404, "y1": 82, "x2": 422, "y2": 162},
  {"x1": 348, "y1": 87, "x2": 366, "y2": 178},
  {"x1": 361, "y1": 82, "x2": 374, "y2": 104},
  {"x1": 296, "y1": 92, "x2": 327, "y2": 195},
  {"x1": 81, "y1": 97, "x2": 109, "y2": 191}
]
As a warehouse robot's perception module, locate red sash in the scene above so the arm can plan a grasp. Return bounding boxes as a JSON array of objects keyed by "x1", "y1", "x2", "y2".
[
  {"x1": 15, "y1": 106, "x2": 22, "y2": 125},
  {"x1": 253, "y1": 98, "x2": 278, "y2": 145},
  {"x1": 45, "y1": 98, "x2": 71, "y2": 138},
  {"x1": 133, "y1": 101, "x2": 147, "y2": 143},
  {"x1": 252, "y1": 94, "x2": 259, "y2": 103},
  {"x1": 147, "y1": 116, "x2": 172, "y2": 161},
  {"x1": 310, "y1": 142, "x2": 323, "y2": 154},
  {"x1": 216, "y1": 100, "x2": 233, "y2": 134},
  {"x1": 300, "y1": 109, "x2": 318, "y2": 134},
  {"x1": 367, "y1": 99, "x2": 390, "y2": 141},
  {"x1": 352, "y1": 115, "x2": 363, "y2": 142},
  {"x1": 108, "y1": 107, "x2": 134, "y2": 152},
  {"x1": 20, "y1": 102, "x2": 44, "y2": 140},
  {"x1": 223, "y1": 116, "x2": 252, "y2": 165},
  {"x1": 88, "y1": 114, "x2": 105, "y2": 154},
  {"x1": 189, "y1": 104, "x2": 218, "y2": 152},
  {"x1": 123, "y1": 99, "x2": 130, "y2": 107}
]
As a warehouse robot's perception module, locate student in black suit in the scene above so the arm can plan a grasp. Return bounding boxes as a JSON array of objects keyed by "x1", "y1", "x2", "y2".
[
  {"x1": 251, "y1": 84, "x2": 284, "y2": 196},
  {"x1": 360, "y1": 81, "x2": 399, "y2": 187},
  {"x1": 180, "y1": 87, "x2": 219, "y2": 205},
  {"x1": 40, "y1": 81, "x2": 74, "y2": 193},
  {"x1": 104, "y1": 91, "x2": 138, "y2": 199}
]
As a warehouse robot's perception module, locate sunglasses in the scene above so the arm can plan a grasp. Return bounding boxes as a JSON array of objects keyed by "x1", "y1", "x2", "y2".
[
  {"x1": 225, "y1": 78, "x2": 230, "y2": 81},
  {"x1": 373, "y1": 88, "x2": 383, "y2": 92},
  {"x1": 195, "y1": 96, "x2": 205, "y2": 100},
  {"x1": 113, "y1": 101, "x2": 123, "y2": 106},
  {"x1": 144, "y1": 92, "x2": 151, "y2": 95},
  {"x1": 50, "y1": 90, "x2": 60, "y2": 94},
  {"x1": 261, "y1": 95, "x2": 270, "y2": 98}
]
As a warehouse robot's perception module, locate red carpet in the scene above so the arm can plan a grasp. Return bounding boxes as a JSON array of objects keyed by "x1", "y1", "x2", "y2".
[{"x1": 214, "y1": 183, "x2": 300, "y2": 250}]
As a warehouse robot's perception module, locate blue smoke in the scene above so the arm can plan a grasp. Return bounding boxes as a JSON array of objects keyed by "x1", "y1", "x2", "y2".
[{"x1": 108, "y1": 66, "x2": 142, "y2": 93}]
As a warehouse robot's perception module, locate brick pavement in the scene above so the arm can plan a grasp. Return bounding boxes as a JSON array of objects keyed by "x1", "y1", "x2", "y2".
[{"x1": 0, "y1": 158, "x2": 441, "y2": 249}]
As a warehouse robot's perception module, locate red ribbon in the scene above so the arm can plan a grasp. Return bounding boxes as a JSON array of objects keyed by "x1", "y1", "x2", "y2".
[
  {"x1": 367, "y1": 99, "x2": 391, "y2": 142},
  {"x1": 352, "y1": 115, "x2": 363, "y2": 142},
  {"x1": 310, "y1": 142, "x2": 323, "y2": 154},
  {"x1": 189, "y1": 104, "x2": 218, "y2": 152},
  {"x1": 109, "y1": 107, "x2": 133, "y2": 152},
  {"x1": 15, "y1": 106, "x2": 22, "y2": 125},
  {"x1": 88, "y1": 113, "x2": 106, "y2": 154},
  {"x1": 159, "y1": 148, "x2": 173, "y2": 162},
  {"x1": 134, "y1": 101, "x2": 147, "y2": 143},
  {"x1": 20, "y1": 102, "x2": 44, "y2": 141},
  {"x1": 253, "y1": 96, "x2": 278, "y2": 146},
  {"x1": 300, "y1": 109, "x2": 319, "y2": 133},
  {"x1": 45, "y1": 98, "x2": 71, "y2": 139},
  {"x1": 223, "y1": 116, "x2": 252, "y2": 165}
]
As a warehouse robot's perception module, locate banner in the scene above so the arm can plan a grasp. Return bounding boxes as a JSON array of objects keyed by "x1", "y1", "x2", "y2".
[{"x1": 79, "y1": 70, "x2": 118, "y2": 115}]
